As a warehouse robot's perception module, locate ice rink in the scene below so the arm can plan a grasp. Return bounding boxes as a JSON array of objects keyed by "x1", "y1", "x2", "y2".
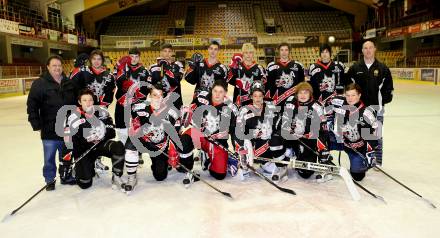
[{"x1": 1, "y1": 80, "x2": 440, "y2": 238}]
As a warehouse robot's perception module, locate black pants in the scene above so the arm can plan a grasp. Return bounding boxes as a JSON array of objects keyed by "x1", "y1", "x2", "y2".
[
  {"x1": 125, "y1": 138, "x2": 193, "y2": 181},
  {"x1": 75, "y1": 140, "x2": 124, "y2": 189}
]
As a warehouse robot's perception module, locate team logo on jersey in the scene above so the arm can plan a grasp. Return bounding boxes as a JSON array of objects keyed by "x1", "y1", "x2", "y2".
[
  {"x1": 320, "y1": 74, "x2": 335, "y2": 93},
  {"x1": 201, "y1": 72, "x2": 215, "y2": 89},
  {"x1": 202, "y1": 111, "x2": 220, "y2": 134},
  {"x1": 342, "y1": 123, "x2": 361, "y2": 142},
  {"x1": 87, "y1": 80, "x2": 105, "y2": 98},
  {"x1": 276, "y1": 71, "x2": 295, "y2": 88},
  {"x1": 86, "y1": 123, "x2": 106, "y2": 142},
  {"x1": 293, "y1": 119, "x2": 306, "y2": 135},
  {"x1": 144, "y1": 124, "x2": 165, "y2": 143},
  {"x1": 161, "y1": 76, "x2": 171, "y2": 92},
  {"x1": 254, "y1": 120, "x2": 272, "y2": 140},
  {"x1": 241, "y1": 74, "x2": 254, "y2": 92}
]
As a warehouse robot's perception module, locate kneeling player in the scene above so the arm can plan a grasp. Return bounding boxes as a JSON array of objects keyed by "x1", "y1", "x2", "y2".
[
  {"x1": 124, "y1": 82, "x2": 192, "y2": 194},
  {"x1": 234, "y1": 81, "x2": 286, "y2": 183},
  {"x1": 61, "y1": 89, "x2": 125, "y2": 189},
  {"x1": 334, "y1": 83, "x2": 379, "y2": 181},
  {"x1": 180, "y1": 80, "x2": 238, "y2": 180},
  {"x1": 281, "y1": 82, "x2": 332, "y2": 181}
]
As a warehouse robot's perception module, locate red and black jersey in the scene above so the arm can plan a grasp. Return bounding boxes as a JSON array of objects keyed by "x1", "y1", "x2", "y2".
[
  {"x1": 185, "y1": 59, "x2": 228, "y2": 101},
  {"x1": 333, "y1": 100, "x2": 379, "y2": 153},
  {"x1": 280, "y1": 96, "x2": 328, "y2": 150},
  {"x1": 235, "y1": 100, "x2": 279, "y2": 156},
  {"x1": 190, "y1": 90, "x2": 238, "y2": 142},
  {"x1": 227, "y1": 62, "x2": 266, "y2": 106},
  {"x1": 69, "y1": 66, "x2": 115, "y2": 107},
  {"x1": 129, "y1": 101, "x2": 181, "y2": 150},
  {"x1": 308, "y1": 60, "x2": 345, "y2": 105},
  {"x1": 65, "y1": 106, "x2": 116, "y2": 159},
  {"x1": 266, "y1": 60, "x2": 305, "y2": 106},
  {"x1": 115, "y1": 63, "x2": 151, "y2": 106},
  {"x1": 150, "y1": 61, "x2": 184, "y2": 109}
]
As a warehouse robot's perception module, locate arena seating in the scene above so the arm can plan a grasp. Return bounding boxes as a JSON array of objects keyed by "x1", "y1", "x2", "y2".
[
  {"x1": 104, "y1": 1, "x2": 350, "y2": 37},
  {"x1": 376, "y1": 50, "x2": 405, "y2": 67}
]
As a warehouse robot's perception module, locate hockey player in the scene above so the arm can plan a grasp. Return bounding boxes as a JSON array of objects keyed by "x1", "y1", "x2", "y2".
[
  {"x1": 333, "y1": 83, "x2": 380, "y2": 181},
  {"x1": 234, "y1": 81, "x2": 286, "y2": 183},
  {"x1": 124, "y1": 82, "x2": 190, "y2": 194},
  {"x1": 60, "y1": 89, "x2": 125, "y2": 189},
  {"x1": 266, "y1": 43, "x2": 304, "y2": 107},
  {"x1": 308, "y1": 44, "x2": 345, "y2": 151},
  {"x1": 180, "y1": 80, "x2": 238, "y2": 180},
  {"x1": 184, "y1": 41, "x2": 228, "y2": 102},
  {"x1": 308, "y1": 44, "x2": 345, "y2": 106},
  {"x1": 69, "y1": 50, "x2": 115, "y2": 107},
  {"x1": 280, "y1": 82, "x2": 332, "y2": 180},
  {"x1": 68, "y1": 50, "x2": 116, "y2": 172},
  {"x1": 227, "y1": 43, "x2": 267, "y2": 106},
  {"x1": 114, "y1": 48, "x2": 151, "y2": 165},
  {"x1": 149, "y1": 43, "x2": 184, "y2": 110}
]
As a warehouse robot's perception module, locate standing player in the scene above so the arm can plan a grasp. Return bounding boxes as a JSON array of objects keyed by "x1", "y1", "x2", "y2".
[
  {"x1": 69, "y1": 50, "x2": 115, "y2": 107},
  {"x1": 308, "y1": 44, "x2": 345, "y2": 151},
  {"x1": 61, "y1": 89, "x2": 125, "y2": 189},
  {"x1": 266, "y1": 43, "x2": 305, "y2": 107},
  {"x1": 227, "y1": 43, "x2": 267, "y2": 106},
  {"x1": 185, "y1": 41, "x2": 228, "y2": 102},
  {"x1": 149, "y1": 43, "x2": 184, "y2": 110},
  {"x1": 234, "y1": 81, "x2": 286, "y2": 182},
  {"x1": 114, "y1": 47, "x2": 151, "y2": 165},
  {"x1": 333, "y1": 83, "x2": 380, "y2": 181},
  {"x1": 180, "y1": 80, "x2": 238, "y2": 180},
  {"x1": 280, "y1": 82, "x2": 332, "y2": 181}
]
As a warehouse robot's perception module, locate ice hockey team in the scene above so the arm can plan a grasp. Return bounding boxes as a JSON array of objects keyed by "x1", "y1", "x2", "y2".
[{"x1": 39, "y1": 40, "x2": 393, "y2": 194}]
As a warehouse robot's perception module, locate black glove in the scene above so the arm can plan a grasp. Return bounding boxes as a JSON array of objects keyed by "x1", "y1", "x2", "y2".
[
  {"x1": 74, "y1": 53, "x2": 89, "y2": 68},
  {"x1": 318, "y1": 150, "x2": 332, "y2": 164},
  {"x1": 157, "y1": 57, "x2": 167, "y2": 67},
  {"x1": 191, "y1": 52, "x2": 204, "y2": 63},
  {"x1": 59, "y1": 160, "x2": 76, "y2": 185}
]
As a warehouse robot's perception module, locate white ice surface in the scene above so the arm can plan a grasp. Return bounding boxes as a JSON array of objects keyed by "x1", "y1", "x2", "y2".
[{"x1": 0, "y1": 81, "x2": 440, "y2": 238}]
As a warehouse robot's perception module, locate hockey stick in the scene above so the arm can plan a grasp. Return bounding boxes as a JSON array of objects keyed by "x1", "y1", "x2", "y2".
[
  {"x1": 344, "y1": 144, "x2": 436, "y2": 208},
  {"x1": 144, "y1": 129, "x2": 233, "y2": 199},
  {"x1": 2, "y1": 140, "x2": 102, "y2": 222},
  {"x1": 253, "y1": 156, "x2": 360, "y2": 201},
  {"x1": 177, "y1": 161, "x2": 232, "y2": 199},
  {"x1": 296, "y1": 139, "x2": 385, "y2": 203},
  {"x1": 204, "y1": 135, "x2": 296, "y2": 196}
]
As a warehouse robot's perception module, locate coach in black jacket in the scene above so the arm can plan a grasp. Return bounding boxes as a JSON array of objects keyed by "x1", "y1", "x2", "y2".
[
  {"x1": 346, "y1": 40, "x2": 394, "y2": 167},
  {"x1": 27, "y1": 55, "x2": 77, "y2": 190}
]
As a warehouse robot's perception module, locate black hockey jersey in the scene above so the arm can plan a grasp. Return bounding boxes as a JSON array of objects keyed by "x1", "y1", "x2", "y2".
[
  {"x1": 308, "y1": 60, "x2": 345, "y2": 105},
  {"x1": 280, "y1": 96, "x2": 328, "y2": 147},
  {"x1": 115, "y1": 63, "x2": 151, "y2": 106},
  {"x1": 149, "y1": 61, "x2": 184, "y2": 110},
  {"x1": 129, "y1": 101, "x2": 181, "y2": 150},
  {"x1": 69, "y1": 66, "x2": 115, "y2": 107},
  {"x1": 333, "y1": 101, "x2": 379, "y2": 153},
  {"x1": 227, "y1": 62, "x2": 266, "y2": 106},
  {"x1": 190, "y1": 90, "x2": 238, "y2": 142},
  {"x1": 266, "y1": 60, "x2": 305, "y2": 106},
  {"x1": 185, "y1": 59, "x2": 228, "y2": 100},
  {"x1": 65, "y1": 106, "x2": 115, "y2": 159},
  {"x1": 235, "y1": 100, "x2": 279, "y2": 156}
]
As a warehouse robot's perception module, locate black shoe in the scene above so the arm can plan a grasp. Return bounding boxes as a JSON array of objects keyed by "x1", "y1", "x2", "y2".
[{"x1": 46, "y1": 182, "x2": 56, "y2": 191}]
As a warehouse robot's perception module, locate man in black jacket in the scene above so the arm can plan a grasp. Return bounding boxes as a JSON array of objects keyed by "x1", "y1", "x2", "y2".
[
  {"x1": 27, "y1": 55, "x2": 77, "y2": 190},
  {"x1": 346, "y1": 40, "x2": 394, "y2": 166}
]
